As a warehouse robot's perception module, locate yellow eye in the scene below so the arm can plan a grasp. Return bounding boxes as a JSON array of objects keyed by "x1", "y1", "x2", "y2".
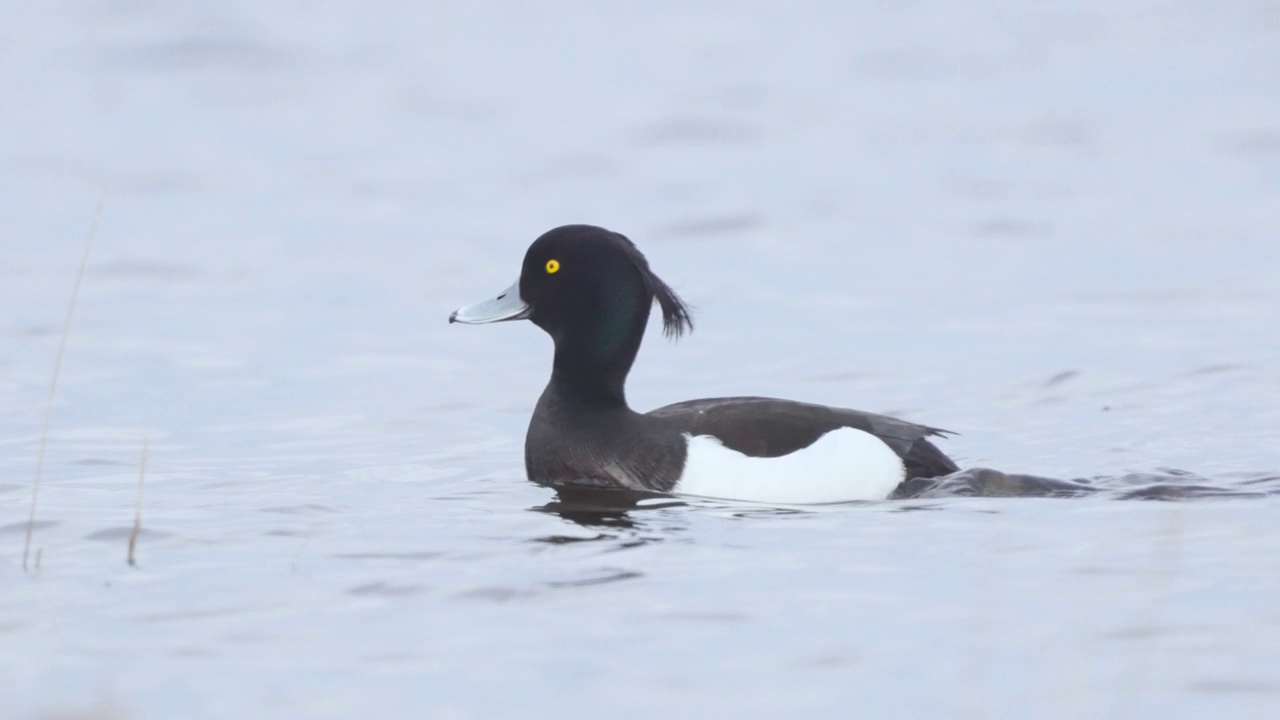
[{"x1": 545, "y1": 259, "x2": 560, "y2": 274}]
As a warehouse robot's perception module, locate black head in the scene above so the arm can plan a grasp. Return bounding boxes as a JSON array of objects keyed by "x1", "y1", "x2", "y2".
[
  {"x1": 451, "y1": 224, "x2": 692, "y2": 405},
  {"x1": 519, "y1": 225, "x2": 692, "y2": 347}
]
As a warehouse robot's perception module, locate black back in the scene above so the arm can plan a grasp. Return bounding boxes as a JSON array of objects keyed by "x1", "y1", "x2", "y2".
[{"x1": 646, "y1": 396, "x2": 959, "y2": 480}]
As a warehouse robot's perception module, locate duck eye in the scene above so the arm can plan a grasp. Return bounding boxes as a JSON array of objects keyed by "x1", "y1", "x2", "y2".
[{"x1": 545, "y1": 259, "x2": 560, "y2": 274}]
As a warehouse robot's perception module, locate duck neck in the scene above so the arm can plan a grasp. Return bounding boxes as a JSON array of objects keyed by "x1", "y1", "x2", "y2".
[
  {"x1": 550, "y1": 341, "x2": 637, "y2": 409},
  {"x1": 546, "y1": 279, "x2": 651, "y2": 409}
]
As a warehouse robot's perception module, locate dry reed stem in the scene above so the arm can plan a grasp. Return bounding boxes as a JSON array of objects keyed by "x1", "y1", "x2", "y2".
[
  {"x1": 127, "y1": 439, "x2": 148, "y2": 567},
  {"x1": 22, "y1": 190, "x2": 106, "y2": 573}
]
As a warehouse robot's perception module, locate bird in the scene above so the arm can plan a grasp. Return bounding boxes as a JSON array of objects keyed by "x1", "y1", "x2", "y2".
[{"x1": 450, "y1": 224, "x2": 960, "y2": 504}]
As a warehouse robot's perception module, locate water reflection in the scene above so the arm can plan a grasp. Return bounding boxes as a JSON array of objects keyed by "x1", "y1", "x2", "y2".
[
  {"x1": 894, "y1": 468, "x2": 1097, "y2": 499},
  {"x1": 528, "y1": 486, "x2": 691, "y2": 553},
  {"x1": 1110, "y1": 470, "x2": 1277, "y2": 500},
  {"x1": 532, "y1": 486, "x2": 685, "y2": 529},
  {"x1": 898, "y1": 467, "x2": 1280, "y2": 500}
]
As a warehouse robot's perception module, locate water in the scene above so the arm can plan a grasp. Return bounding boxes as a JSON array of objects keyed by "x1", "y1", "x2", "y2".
[{"x1": 2, "y1": 1, "x2": 1280, "y2": 717}]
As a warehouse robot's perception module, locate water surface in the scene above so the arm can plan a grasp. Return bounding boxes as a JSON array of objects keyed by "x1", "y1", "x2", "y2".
[{"x1": 2, "y1": 2, "x2": 1279, "y2": 718}]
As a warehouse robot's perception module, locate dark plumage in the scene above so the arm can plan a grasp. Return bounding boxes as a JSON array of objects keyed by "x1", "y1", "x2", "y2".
[
  {"x1": 451, "y1": 224, "x2": 960, "y2": 501},
  {"x1": 647, "y1": 397, "x2": 958, "y2": 480}
]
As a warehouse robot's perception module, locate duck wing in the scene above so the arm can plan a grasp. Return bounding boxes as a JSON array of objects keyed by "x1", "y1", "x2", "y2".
[{"x1": 646, "y1": 396, "x2": 959, "y2": 480}]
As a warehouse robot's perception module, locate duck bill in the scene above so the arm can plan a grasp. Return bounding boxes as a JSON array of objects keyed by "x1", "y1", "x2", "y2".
[{"x1": 449, "y1": 280, "x2": 531, "y2": 324}]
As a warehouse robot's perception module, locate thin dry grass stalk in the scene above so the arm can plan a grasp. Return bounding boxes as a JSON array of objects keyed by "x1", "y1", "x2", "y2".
[
  {"x1": 127, "y1": 439, "x2": 148, "y2": 567},
  {"x1": 22, "y1": 190, "x2": 106, "y2": 573}
]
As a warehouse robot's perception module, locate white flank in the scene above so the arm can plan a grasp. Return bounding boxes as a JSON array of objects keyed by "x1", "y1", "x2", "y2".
[{"x1": 672, "y1": 428, "x2": 905, "y2": 504}]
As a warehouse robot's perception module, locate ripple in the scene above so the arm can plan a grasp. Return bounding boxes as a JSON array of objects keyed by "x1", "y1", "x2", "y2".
[
  {"x1": 332, "y1": 551, "x2": 442, "y2": 562},
  {"x1": 546, "y1": 569, "x2": 642, "y2": 588},
  {"x1": 0, "y1": 520, "x2": 56, "y2": 535},
  {"x1": 630, "y1": 117, "x2": 761, "y2": 146},
  {"x1": 84, "y1": 527, "x2": 173, "y2": 542},
  {"x1": 1187, "y1": 679, "x2": 1280, "y2": 695},
  {"x1": 347, "y1": 582, "x2": 429, "y2": 598}
]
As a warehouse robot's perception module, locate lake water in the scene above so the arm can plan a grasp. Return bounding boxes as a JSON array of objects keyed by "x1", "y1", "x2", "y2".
[{"x1": 3, "y1": 2, "x2": 1280, "y2": 718}]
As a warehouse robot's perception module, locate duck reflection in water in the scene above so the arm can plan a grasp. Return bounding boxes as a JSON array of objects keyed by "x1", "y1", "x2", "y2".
[
  {"x1": 532, "y1": 469, "x2": 1095, "y2": 533},
  {"x1": 530, "y1": 468, "x2": 1268, "y2": 538},
  {"x1": 533, "y1": 485, "x2": 685, "y2": 529}
]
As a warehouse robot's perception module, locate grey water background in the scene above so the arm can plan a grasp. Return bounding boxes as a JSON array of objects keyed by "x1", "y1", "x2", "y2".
[{"x1": 2, "y1": 1, "x2": 1280, "y2": 718}]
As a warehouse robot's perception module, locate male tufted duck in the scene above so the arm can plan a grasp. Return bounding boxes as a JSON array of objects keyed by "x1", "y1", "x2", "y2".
[{"x1": 450, "y1": 224, "x2": 959, "y2": 504}]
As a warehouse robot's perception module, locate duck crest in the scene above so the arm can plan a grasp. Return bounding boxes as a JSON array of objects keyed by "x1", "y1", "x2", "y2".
[{"x1": 611, "y1": 233, "x2": 693, "y2": 341}]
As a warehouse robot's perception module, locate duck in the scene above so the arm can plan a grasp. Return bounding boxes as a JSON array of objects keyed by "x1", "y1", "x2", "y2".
[{"x1": 449, "y1": 224, "x2": 960, "y2": 504}]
